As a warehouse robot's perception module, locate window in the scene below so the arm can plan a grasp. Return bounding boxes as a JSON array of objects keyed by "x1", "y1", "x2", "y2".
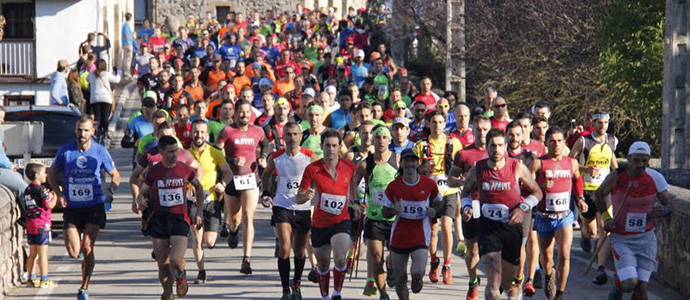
[
  {"x1": 1, "y1": 3, "x2": 34, "y2": 39},
  {"x1": 216, "y1": 6, "x2": 232, "y2": 25},
  {"x1": 3, "y1": 95, "x2": 33, "y2": 106},
  {"x1": 134, "y1": 0, "x2": 150, "y2": 26}
]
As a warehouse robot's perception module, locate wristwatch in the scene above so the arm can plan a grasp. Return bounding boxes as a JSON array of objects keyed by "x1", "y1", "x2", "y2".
[{"x1": 519, "y1": 202, "x2": 530, "y2": 212}]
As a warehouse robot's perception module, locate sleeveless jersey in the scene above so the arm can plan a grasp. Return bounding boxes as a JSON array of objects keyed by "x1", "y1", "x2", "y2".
[
  {"x1": 611, "y1": 168, "x2": 668, "y2": 235},
  {"x1": 508, "y1": 148, "x2": 535, "y2": 198},
  {"x1": 476, "y1": 157, "x2": 521, "y2": 223},
  {"x1": 449, "y1": 128, "x2": 475, "y2": 148},
  {"x1": 350, "y1": 146, "x2": 368, "y2": 200},
  {"x1": 300, "y1": 159, "x2": 356, "y2": 228},
  {"x1": 580, "y1": 133, "x2": 617, "y2": 190},
  {"x1": 217, "y1": 124, "x2": 266, "y2": 176},
  {"x1": 366, "y1": 154, "x2": 398, "y2": 221},
  {"x1": 523, "y1": 139, "x2": 547, "y2": 157},
  {"x1": 145, "y1": 162, "x2": 196, "y2": 224},
  {"x1": 490, "y1": 118, "x2": 509, "y2": 132},
  {"x1": 536, "y1": 156, "x2": 574, "y2": 213},
  {"x1": 384, "y1": 175, "x2": 441, "y2": 250},
  {"x1": 273, "y1": 148, "x2": 314, "y2": 211},
  {"x1": 453, "y1": 144, "x2": 488, "y2": 199},
  {"x1": 301, "y1": 130, "x2": 324, "y2": 158}
]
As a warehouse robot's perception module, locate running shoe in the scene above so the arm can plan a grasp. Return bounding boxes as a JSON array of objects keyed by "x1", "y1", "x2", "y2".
[
  {"x1": 308, "y1": 268, "x2": 318, "y2": 283},
  {"x1": 281, "y1": 292, "x2": 291, "y2": 300},
  {"x1": 77, "y1": 288, "x2": 89, "y2": 300},
  {"x1": 456, "y1": 242, "x2": 467, "y2": 257},
  {"x1": 523, "y1": 281, "x2": 536, "y2": 297},
  {"x1": 428, "y1": 258, "x2": 440, "y2": 283},
  {"x1": 228, "y1": 230, "x2": 239, "y2": 249},
  {"x1": 291, "y1": 281, "x2": 303, "y2": 300},
  {"x1": 363, "y1": 280, "x2": 377, "y2": 296},
  {"x1": 411, "y1": 276, "x2": 424, "y2": 293},
  {"x1": 608, "y1": 288, "x2": 623, "y2": 300},
  {"x1": 442, "y1": 266, "x2": 453, "y2": 284},
  {"x1": 545, "y1": 270, "x2": 556, "y2": 299},
  {"x1": 240, "y1": 257, "x2": 253, "y2": 275},
  {"x1": 160, "y1": 294, "x2": 175, "y2": 300},
  {"x1": 220, "y1": 223, "x2": 229, "y2": 238},
  {"x1": 27, "y1": 278, "x2": 39, "y2": 287},
  {"x1": 554, "y1": 292, "x2": 564, "y2": 300},
  {"x1": 379, "y1": 291, "x2": 390, "y2": 300},
  {"x1": 580, "y1": 237, "x2": 592, "y2": 253},
  {"x1": 466, "y1": 277, "x2": 480, "y2": 300},
  {"x1": 39, "y1": 279, "x2": 58, "y2": 288},
  {"x1": 533, "y1": 270, "x2": 543, "y2": 289},
  {"x1": 386, "y1": 271, "x2": 395, "y2": 288},
  {"x1": 194, "y1": 270, "x2": 207, "y2": 284},
  {"x1": 509, "y1": 275, "x2": 523, "y2": 298},
  {"x1": 176, "y1": 270, "x2": 189, "y2": 297},
  {"x1": 593, "y1": 267, "x2": 608, "y2": 285},
  {"x1": 332, "y1": 295, "x2": 342, "y2": 300}
]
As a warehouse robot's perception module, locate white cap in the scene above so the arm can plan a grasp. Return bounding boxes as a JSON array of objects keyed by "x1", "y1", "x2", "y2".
[
  {"x1": 355, "y1": 49, "x2": 365, "y2": 58},
  {"x1": 628, "y1": 141, "x2": 651, "y2": 156},
  {"x1": 304, "y1": 88, "x2": 316, "y2": 98},
  {"x1": 325, "y1": 85, "x2": 337, "y2": 93}
]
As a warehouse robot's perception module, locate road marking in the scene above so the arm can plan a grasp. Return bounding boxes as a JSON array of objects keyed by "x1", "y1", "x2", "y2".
[{"x1": 31, "y1": 265, "x2": 72, "y2": 299}]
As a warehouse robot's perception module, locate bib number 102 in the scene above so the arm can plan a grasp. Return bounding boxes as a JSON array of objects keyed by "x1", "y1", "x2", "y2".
[{"x1": 324, "y1": 200, "x2": 344, "y2": 210}]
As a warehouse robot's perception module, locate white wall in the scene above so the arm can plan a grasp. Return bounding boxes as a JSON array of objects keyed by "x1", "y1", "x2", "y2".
[{"x1": 0, "y1": 83, "x2": 50, "y2": 105}]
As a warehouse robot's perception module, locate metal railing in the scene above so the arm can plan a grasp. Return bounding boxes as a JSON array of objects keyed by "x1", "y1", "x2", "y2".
[{"x1": 0, "y1": 39, "x2": 35, "y2": 77}]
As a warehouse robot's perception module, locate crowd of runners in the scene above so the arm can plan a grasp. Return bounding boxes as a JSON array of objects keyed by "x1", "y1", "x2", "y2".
[{"x1": 17, "y1": 3, "x2": 676, "y2": 300}]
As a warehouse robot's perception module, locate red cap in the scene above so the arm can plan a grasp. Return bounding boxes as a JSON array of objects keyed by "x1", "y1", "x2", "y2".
[
  {"x1": 346, "y1": 36, "x2": 354, "y2": 43},
  {"x1": 140, "y1": 42, "x2": 148, "y2": 47}
]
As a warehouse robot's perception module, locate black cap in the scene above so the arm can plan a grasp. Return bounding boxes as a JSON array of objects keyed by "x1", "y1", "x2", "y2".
[
  {"x1": 142, "y1": 97, "x2": 156, "y2": 107},
  {"x1": 400, "y1": 148, "x2": 418, "y2": 160}
]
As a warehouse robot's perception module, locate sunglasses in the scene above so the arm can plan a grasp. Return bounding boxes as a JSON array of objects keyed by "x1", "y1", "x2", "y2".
[
  {"x1": 493, "y1": 104, "x2": 507, "y2": 108},
  {"x1": 396, "y1": 106, "x2": 406, "y2": 110},
  {"x1": 437, "y1": 104, "x2": 449, "y2": 108},
  {"x1": 416, "y1": 109, "x2": 426, "y2": 113}
]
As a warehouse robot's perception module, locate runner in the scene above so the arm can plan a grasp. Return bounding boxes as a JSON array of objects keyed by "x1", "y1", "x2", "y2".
[
  {"x1": 382, "y1": 148, "x2": 442, "y2": 300},
  {"x1": 301, "y1": 104, "x2": 328, "y2": 158},
  {"x1": 263, "y1": 97, "x2": 291, "y2": 152},
  {"x1": 350, "y1": 125, "x2": 397, "y2": 299},
  {"x1": 48, "y1": 116, "x2": 121, "y2": 300},
  {"x1": 447, "y1": 103, "x2": 475, "y2": 255},
  {"x1": 595, "y1": 141, "x2": 672, "y2": 300},
  {"x1": 447, "y1": 115, "x2": 491, "y2": 300},
  {"x1": 187, "y1": 120, "x2": 233, "y2": 284},
  {"x1": 532, "y1": 126, "x2": 588, "y2": 300},
  {"x1": 389, "y1": 117, "x2": 415, "y2": 155},
  {"x1": 459, "y1": 128, "x2": 542, "y2": 300},
  {"x1": 505, "y1": 121, "x2": 541, "y2": 296},
  {"x1": 215, "y1": 98, "x2": 270, "y2": 274},
  {"x1": 515, "y1": 112, "x2": 546, "y2": 157},
  {"x1": 568, "y1": 108, "x2": 618, "y2": 285},
  {"x1": 136, "y1": 135, "x2": 204, "y2": 300},
  {"x1": 261, "y1": 122, "x2": 319, "y2": 300},
  {"x1": 296, "y1": 129, "x2": 356, "y2": 300},
  {"x1": 208, "y1": 100, "x2": 234, "y2": 143},
  {"x1": 413, "y1": 110, "x2": 462, "y2": 285}
]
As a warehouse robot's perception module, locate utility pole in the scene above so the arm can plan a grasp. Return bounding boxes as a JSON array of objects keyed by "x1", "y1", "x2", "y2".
[{"x1": 446, "y1": 0, "x2": 465, "y2": 102}]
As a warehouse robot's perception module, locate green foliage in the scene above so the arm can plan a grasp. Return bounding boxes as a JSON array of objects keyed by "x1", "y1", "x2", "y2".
[{"x1": 597, "y1": 0, "x2": 665, "y2": 155}]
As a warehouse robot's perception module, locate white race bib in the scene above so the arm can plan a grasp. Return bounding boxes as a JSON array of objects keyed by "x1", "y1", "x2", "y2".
[
  {"x1": 625, "y1": 213, "x2": 646, "y2": 233},
  {"x1": 481, "y1": 203, "x2": 510, "y2": 222},
  {"x1": 283, "y1": 176, "x2": 301, "y2": 192},
  {"x1": 431, "y1": 174, "x2": 449, "y2": 193},
  {"x1": 69, "y1": 184, "x2": 93, "y2": 202},
  {"x1": 371, "y1": 189, "x2": 386, "y2": 206},
  {"x1": 545, "y1": 191, "x2": 570, "y2": 212},
  {"x1": 158, "y1": 187, "x2": 184, "y2": 207},
  {"x1": 400, "y1": 200, "x2": 427, "y2": 219},
  {"x1": 320, "y1": 193, "x2": 346, "y2": 215},
  {"x1": 233, "y1": 173, "x2": 258, "y2": 191},
  {"x1": 586, "y1": 168, "x2": 609, "y2": 185}
]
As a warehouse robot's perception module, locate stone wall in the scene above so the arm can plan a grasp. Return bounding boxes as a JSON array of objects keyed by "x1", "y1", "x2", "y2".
[
  {"x1": 0, "y1": 185, "x2": 22, "y2": 298},
  {"x1": 655, "y1": 185, "x2": 690, "y2": 297}
]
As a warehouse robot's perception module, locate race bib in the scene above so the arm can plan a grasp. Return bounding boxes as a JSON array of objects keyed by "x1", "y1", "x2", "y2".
[
  {"x1": 233, "y1": 173, "x2": 257, "y2": 191},
  {"x1": 399, "y1": 200, "x2": 427, "y2": 219},
  {"x1": 371, "y1": 189, "x2": 386, "y2": 206},
  {"x1": 481, "y1": 203, "x2": 510, "y2": 222},
  {"x1": 585, "y1": 168, "x2": 609, "y2": 186},
  {"x1": 625, "y1": 213, "x2": 647, "y2": 233},
  {"x1": 158, "y1": 187, "x2": 184, "y2": 207},
  {"x1": 283, "y1": 176, "x2": 301, "y2": 192},
  {"x1": 320, "y1": 193, "x2": 346, "y2": 215},
  {"x1": 545, "y1": 191, "x2": 570, "y2": 212},
  {"x1": 69, "y1": 184, "x2": 93, "y2": 202},
  {"x1": 431, "y1": 174, "x2": 449, "y2": 193}
]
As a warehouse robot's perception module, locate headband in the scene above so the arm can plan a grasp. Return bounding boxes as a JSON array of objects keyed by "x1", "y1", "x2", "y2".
[
  {"x1": 593, "y1": 113, "x2": 610, "y2": 120},
  {"x1": 373, "y1": 126, "x2": 392, "y2": 139}
]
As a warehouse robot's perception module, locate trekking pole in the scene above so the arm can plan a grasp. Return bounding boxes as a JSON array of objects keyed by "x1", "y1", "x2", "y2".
[
  {"x1": 583, "y1": 182, "x2": 633, "y2": 275},
  {"x1": 349, "y1": 215, "x2": 364, "y2": 281}
]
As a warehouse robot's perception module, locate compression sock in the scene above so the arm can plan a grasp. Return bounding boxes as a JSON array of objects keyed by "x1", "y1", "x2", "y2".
[
  {"x1": 293, "y1": 255, "x2": 306, "y2": 283},
  {"x1": 444, "y1": 257, "x2": 451, "y2": 267},
  {"x1": 278, "y1": 257, "x2": 291, "y2": 290},
  {"x1": 316, "y1": 268, "x2": 330, "y2": 297},
  {"x1": 333, "y1": 264, "x2": 347, "y2": 292}
]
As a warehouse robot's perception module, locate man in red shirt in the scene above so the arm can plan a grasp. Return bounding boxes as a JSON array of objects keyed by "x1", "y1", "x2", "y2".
[
  {"x1": 174, "y1": 105, "x2": 192, "y2": 149},
  {"x1": 136, "y1": 136, "x2": 204, "y2": 299},
  {"x1": 296, "y1": 129, "x2": 356, "y2": 300},
  {"x1": 490, "y1": 97, "x2": 511, "y2": 132},
  {"x1": 515, "y1": 112, "x2": 546, "y2": 157},
  {"x1": 448, "y1": 103, "x2": 475, "y2": 148},
  {"x1": 459, "y1": 129, "x2": 542, "y2": 300},
  {"x1": 413, "y1": 77, "x2": 439, "y2": 111}
]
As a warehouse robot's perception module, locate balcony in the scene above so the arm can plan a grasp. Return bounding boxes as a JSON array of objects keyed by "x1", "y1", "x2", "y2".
[{"x1": 0, "y1": 39, "x2": 36, "y2": 81}]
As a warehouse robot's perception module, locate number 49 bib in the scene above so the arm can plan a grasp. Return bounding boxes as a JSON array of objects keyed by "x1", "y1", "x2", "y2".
[{"x1": 320, "y1": 193, "x2": 346, "y2": 215}]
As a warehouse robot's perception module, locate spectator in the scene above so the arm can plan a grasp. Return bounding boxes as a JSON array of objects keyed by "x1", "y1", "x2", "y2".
[
  {"x1": 87, "y1": 59, "x2": 121, "y2": 140},
  {"x1": 49, "y1": 59, "x2": 70, "y2": 106},
  {"x1": 121, "y1": 12, "x2": 134, "y2": 79},
  {"x1": 67, "y1": 69, "x2": 85, "y2": 112},
  {"x1": 0, "y1": 106, "x2": 28, "y2": 198}
]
